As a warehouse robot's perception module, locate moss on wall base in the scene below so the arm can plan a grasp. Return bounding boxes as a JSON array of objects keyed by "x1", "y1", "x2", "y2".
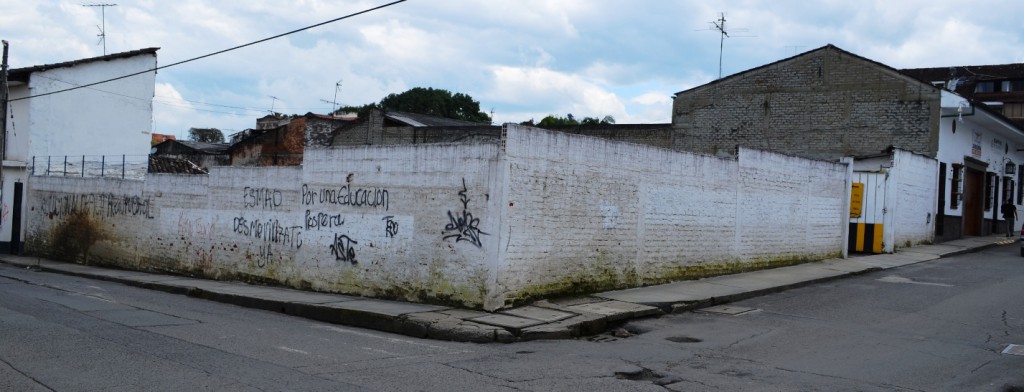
[{"x1": 507, "y1": 252, "x2": 840, "y2": 308}]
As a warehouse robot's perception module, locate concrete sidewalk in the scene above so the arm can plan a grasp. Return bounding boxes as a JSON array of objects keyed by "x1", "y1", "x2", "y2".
[{"x1": 0, "y1": 235, "x2": 1014, "y2": 343}]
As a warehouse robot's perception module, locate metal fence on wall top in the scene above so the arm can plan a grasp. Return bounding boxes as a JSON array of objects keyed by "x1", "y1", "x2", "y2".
[{"x1": 30, "y1": 155, "x2": 149, "y2": 180}]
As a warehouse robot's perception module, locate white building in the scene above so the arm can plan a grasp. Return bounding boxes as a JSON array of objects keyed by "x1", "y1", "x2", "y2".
[{"x1": 2, "y1": 47, "x2": 158, "y2": 253}]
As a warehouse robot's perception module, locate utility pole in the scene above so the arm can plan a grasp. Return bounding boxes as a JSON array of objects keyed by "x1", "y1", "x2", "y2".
[
  {"x1": 0, "y1": 40, "x2": 8, "y2": 228},
  {"x1": 83, "y1": 3, "x2": 118, "y2": 55}
]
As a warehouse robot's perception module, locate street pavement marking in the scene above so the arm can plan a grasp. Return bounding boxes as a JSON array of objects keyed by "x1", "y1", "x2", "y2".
[
  {"x1": 877, "y1": 275, "x2": 953, "y2": 287},
  {"x1": 277, "y1": 346, "x2": 310, "y2": 355},
  {"x1": 1003, "y1": 344, "x2": 1024, "y2": 356}
]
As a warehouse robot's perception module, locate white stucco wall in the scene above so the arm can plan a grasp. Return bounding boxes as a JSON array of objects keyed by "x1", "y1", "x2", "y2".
[
  {"x1": 3, "y1": 50, "x2": 156, "y2": 251},
  {"x1": 25, "y1": 53, "x2": 156, "y2": 159},
  {"x1": 936, "y1": 102, "x2": 1024, "y2": 220}
]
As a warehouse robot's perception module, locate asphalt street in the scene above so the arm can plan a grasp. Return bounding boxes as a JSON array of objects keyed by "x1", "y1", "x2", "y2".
[{"x1": 1, "y1": 244, "x2": 1022, "y2": 391}]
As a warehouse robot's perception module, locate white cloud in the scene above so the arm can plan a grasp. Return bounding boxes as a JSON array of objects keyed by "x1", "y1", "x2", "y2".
[
  {"x1": 488, "y1": 66, "x2": 625, "y2": 118},
  {"x1": 3, "y1": 0, "x2": 1023, "y2": 136}
]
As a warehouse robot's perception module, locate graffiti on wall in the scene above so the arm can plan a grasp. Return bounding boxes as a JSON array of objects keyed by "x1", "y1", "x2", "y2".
[
  {"x1": 242, "y1": 187, "x2": 283, "y2": 210},
  {"x1": 256, "y1": 244, "x2": 274, "y2": 268},
  {"x1": 231, "y1": 216, "x2": 302, "y2": 249},
  {"x1": 443, "y1": 178, "x2": 487, "y2": 248},
  {"x1": 177, "y1": 213, "x2": 217, "y2": 239},
  {"x1": 330, "y1": 233, "x2": 358, "y2": 265},
  {"x1": 301, "y1": 184, "x2": 389, "y2": 210},
  {"x1": 383, "y1": 216, "x2": 398, "y2": 238},
  {"x1": 40, "y1": 193, "x2": 155, "y2": 219},
  {"x1": 305, "y1": 210, "x2": 345, "y2": 230},
  {"x1": 1, "y1": 202, "x2": 8, "y2": 224}
]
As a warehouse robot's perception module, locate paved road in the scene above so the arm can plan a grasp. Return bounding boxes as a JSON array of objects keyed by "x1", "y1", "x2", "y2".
[{"x1": 1, "y1": 245, "x2": 1023, "y2": 391}]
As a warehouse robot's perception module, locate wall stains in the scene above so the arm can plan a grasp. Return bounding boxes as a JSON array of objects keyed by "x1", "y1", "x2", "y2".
[{"x1": 49, "y1": 208, "x2": 109, "y2": 264}]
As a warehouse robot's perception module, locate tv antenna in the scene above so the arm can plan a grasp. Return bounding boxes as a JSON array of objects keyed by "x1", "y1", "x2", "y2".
[
  {"x1": 702, "y1": 12, "x2": 754, "y2": 79},
  {"x1": 319, "y1": 81, "x2": 343, "y2": 114},
  {"x1": 83, "y1": 4, "x2": 117, "y2": 55},
  {"x1": 268, "y1": 95, "x2": 280, "y2": 114},
  {"x1": 331, "y1": 80, "x2": 342, "y2": 113}
]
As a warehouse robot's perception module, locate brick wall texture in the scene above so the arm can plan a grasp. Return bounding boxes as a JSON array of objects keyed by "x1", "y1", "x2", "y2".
[{"x1": 672, "y1": 46, "x2": 943, "y2": 161}]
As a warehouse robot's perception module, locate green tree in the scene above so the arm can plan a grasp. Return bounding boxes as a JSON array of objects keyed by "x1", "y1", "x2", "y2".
[
  {"x1": 188, "y1": 128, "x2": 225, "y2": 143},
  {"x1": 529, "y1": 114, "x2": 616, "y2": 127},
  {"x1": 337, "y1": 87, "x2": 491, "y2": 123}
]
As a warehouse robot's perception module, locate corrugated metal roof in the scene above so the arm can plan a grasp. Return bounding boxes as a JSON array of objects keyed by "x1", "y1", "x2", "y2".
[{"x1": 384, "y1": 111, "x2": 485, "y2": 127}]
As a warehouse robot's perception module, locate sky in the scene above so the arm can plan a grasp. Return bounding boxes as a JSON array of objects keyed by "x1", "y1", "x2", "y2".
[{"x1": 2, "y1": 1, "x2": 1024, "y2": 139}]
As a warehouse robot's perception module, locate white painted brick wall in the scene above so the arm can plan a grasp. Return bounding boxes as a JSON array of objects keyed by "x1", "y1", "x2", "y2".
[
  {"x1": 496, "y1": 126, "x2": 847, "y2": 305},
  {"x1": 890, "y1": 149, "x2": 938, "y2": 248},
  {"x1": 26, "y1": 126, "x2": 849, "y2": 310}
]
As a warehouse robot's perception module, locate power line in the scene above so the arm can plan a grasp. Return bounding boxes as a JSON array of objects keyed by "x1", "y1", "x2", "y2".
[
  {"x1": 11, "y1": 0, "x2": 406, "y2": 102},
  {"x1": 33, "y1": 73, "x2": 332, "y2": 116}
]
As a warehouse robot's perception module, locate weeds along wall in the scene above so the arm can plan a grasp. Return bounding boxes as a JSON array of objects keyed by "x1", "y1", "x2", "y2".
[
  {"x1": 495, "y1": 125, "x2": 849, "y2": 305},
  {"x1": 27, "y1": 142, "x2": 503, "y2": 309},
  {"x1": 26, "y1": 125, "x2": 849, "y2": 311}
]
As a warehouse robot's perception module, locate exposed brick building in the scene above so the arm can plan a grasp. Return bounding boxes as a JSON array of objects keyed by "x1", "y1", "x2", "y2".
[
  {"x1": 672, "y1": 44, "x2": 1024, "y2": 243},
  {"x1": 672, "y1": 44, "x2": 941, "y2": 160}
]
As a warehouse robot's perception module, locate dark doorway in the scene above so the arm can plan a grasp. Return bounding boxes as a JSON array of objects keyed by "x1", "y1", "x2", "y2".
[
  {"x1": 936, "y1": 163, "x2": 946, "y2": 236},
  {"x1": 11, "y1": 182, "x2": 23, "y2": 255}
]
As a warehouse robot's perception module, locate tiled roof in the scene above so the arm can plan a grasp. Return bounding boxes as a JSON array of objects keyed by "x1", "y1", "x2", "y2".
[
  {"x1": 148, "y1": 156, "x2": 207, "y2": 175},
  {"x1": 9, "y1": 47, "x2": 160, "y2": 81}
]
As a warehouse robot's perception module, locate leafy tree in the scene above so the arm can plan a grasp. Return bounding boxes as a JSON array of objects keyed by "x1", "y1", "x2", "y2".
[
  {"x1": 337, "y1": 87, "x2": 491, "y2": 123},
  {"x1": 528, "y1": 114, "x2": 616, "y2": 127},
  {"x1": 188, "y1": 128, "x2": 225, "y2": 144}
]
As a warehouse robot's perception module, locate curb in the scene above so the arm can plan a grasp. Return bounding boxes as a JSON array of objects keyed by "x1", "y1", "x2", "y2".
[{"x1": 0, "y1": 238, "x2": 1008, "y2": 343}]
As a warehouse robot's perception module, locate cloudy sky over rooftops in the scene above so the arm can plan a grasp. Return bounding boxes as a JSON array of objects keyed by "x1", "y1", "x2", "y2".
[{"x1": 2, "y1": 0, "x2": 1023, "y2": 138}]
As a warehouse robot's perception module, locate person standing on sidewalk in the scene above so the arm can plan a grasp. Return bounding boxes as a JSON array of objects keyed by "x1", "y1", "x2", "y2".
[{"x1": 1001, "y1": 198, "x2": 1018, "y2": 237}]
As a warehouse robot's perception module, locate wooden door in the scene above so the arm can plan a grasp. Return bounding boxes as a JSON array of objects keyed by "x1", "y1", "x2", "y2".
[{"x1": 963, "y1": 168, "x2": 984, "y2": 236}]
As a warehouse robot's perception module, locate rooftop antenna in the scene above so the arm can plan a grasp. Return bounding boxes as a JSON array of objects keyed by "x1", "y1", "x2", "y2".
[
  {"x1": 268, "y1": 95, "x2": 279, "y2": 114},
  {"x1": 318, "y1": 81, "x2": 343, "y2": 115},
  {"x1": 83, "y1": 4, "x2": 117, "y2": 55},
  {"x1": 331, "y1": 80, "x2": 342, "y2": 114},
  {"x1": 703, "y1": 12, "x2": 754, "y2": 79}
]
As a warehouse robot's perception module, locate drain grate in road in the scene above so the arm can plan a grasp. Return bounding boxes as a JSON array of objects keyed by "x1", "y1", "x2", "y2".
[
  {"x1": 1003, "y1": 344, "x2": 1024, "y2": 356},
  {"x1": 699, "y1": 305, "x2": 760, "y2": 316}
]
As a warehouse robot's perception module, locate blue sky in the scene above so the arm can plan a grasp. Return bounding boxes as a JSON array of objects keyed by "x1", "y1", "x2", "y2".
[{"x1": 3, "y1": 0, "x2": 1024, "y2": 139}]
